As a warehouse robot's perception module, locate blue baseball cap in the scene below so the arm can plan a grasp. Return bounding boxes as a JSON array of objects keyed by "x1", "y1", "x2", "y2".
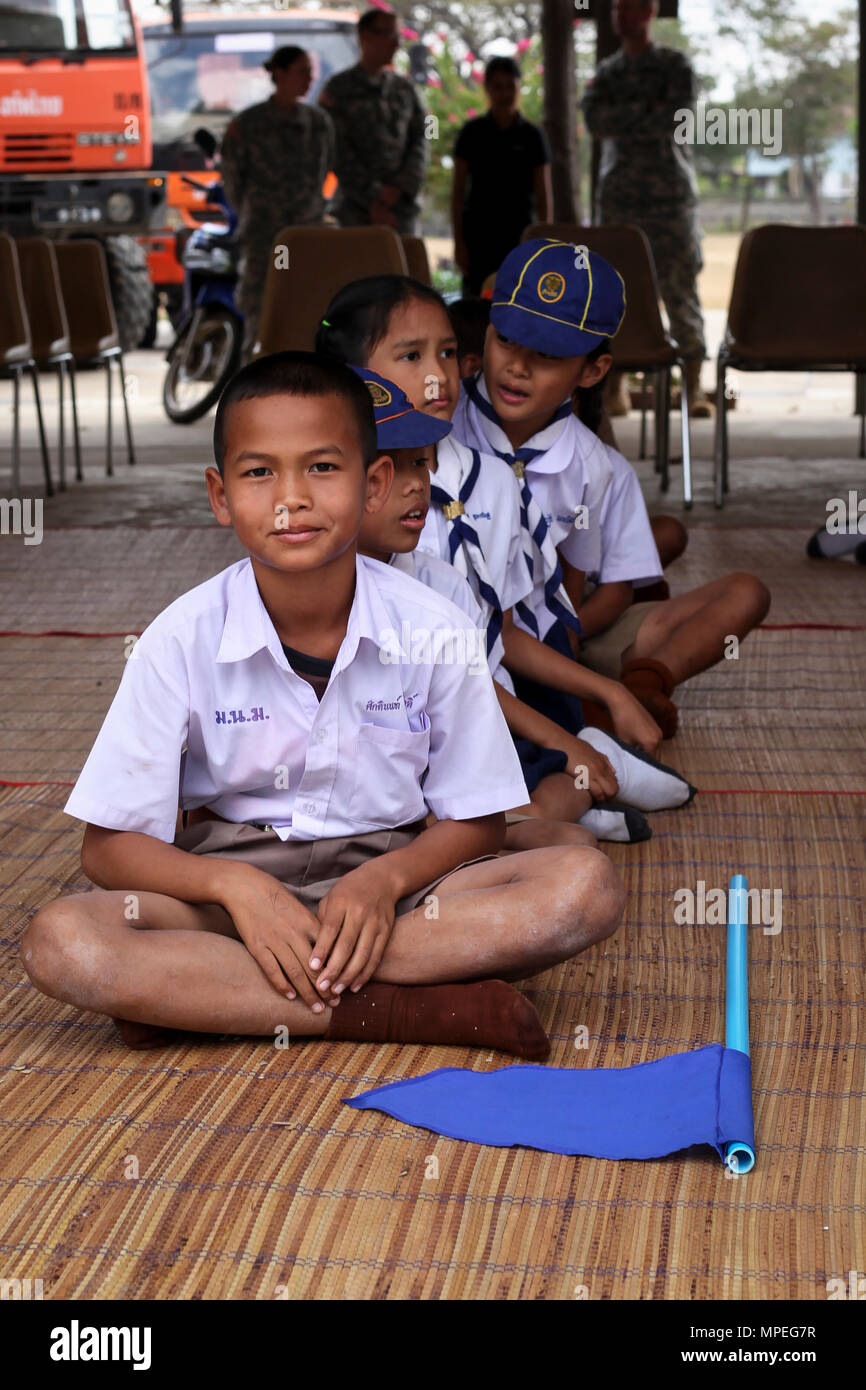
[
  {"x1": 349, "y1": 365, "x2": 452, "y2": 450},
  {"x1": 490, "y1": 238, "x2": 626, "y2": 358}
]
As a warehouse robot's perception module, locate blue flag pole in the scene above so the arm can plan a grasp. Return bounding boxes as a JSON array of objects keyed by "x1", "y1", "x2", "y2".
[{"x1": 724, "y1": 873, "x2": 756, "y2": 1173}]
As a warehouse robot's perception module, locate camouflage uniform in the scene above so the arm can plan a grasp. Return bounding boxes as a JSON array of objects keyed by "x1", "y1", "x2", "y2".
[
  {"x1": 582, "y1": 46, "x2": 706, "y2": 361},
  {"x1": 220, "y1": 98, "x2": 335, "y2": 358},
  {"x1": 319, "y1": 63, "x2": 428, "y2": 234}
]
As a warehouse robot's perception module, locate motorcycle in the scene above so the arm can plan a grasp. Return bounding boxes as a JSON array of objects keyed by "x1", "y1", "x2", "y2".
[{"x1": 162, "y1": 171, "x2": 243, "y2": 425}]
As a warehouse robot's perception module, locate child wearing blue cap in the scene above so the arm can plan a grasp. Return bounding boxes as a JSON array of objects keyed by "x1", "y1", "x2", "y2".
[
  {"x1": 318, "y1": 304, "x2": 696, "y2": 841},
  {"x1": 454, "y1": 238, "x2": 771, "y2": 735}
]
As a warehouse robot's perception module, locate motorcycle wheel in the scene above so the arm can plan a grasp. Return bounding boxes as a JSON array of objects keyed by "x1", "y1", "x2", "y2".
[{"x1": 163, "y1": 308, "x2": 241, "y2": 424}]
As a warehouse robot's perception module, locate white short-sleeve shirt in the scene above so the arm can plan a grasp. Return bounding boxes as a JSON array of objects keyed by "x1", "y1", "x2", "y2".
[
  {"x1": 416, "y1": 434, "x2": 533, "y2": 618},
  {"x1": 452, "y1": 380, "x2": 614, "y2": 636},
  {"x1": 587, "y1": 445, "x2": 663, "y2": 590},
  {"x1": 389, "y1": 547, "x2": 514, "y2": 692},
  {"x1": 64, "y1": 555, "x2": 529, "y2": 843}
]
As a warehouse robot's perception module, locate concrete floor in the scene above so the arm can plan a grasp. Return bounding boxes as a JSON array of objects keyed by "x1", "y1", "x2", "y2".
[{"x1": 2, "y1": 307, "x2": 864, "y2": 532}]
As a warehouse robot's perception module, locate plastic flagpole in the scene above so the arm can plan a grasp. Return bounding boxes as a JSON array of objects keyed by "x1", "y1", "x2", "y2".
[{"x1": 724, "y1": 872, "x2": 756, "y2": 1173}]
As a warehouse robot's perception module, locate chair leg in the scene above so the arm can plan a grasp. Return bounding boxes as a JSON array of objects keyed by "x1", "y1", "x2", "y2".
[
  {"x1": 11, "y1": 368, "x2": 22, "y2": 496},
  {"x1": 67, "y1": 357, "x2": 83, "y2": 482},
  {"x1": 105, "y1": 355, "x2": 113, "y2": 478},
  {"x1": 714, "y1": 357, "x2": 727, "y2": 508},
  {"x1": 660, "y1": 367, "x2": 671, "y2": 493},
  {"x1": 653, "y1": 371, "x2": 663, "y2": 474},
  {"x1": 29, "y1": 364, "x2": 53, "y2": 498},
  {"x1": 56, "y1": 360, "x2": 66, "y2": 491},
  {"x1": 117, "y1": 351, "x2": 136, "y2": 466},
  {"x1": 639, "y1": 372, "x2": 647, "y2": 460},
  {"x1": 679, "y1": 360, "x2": 692, "y2": 510}
]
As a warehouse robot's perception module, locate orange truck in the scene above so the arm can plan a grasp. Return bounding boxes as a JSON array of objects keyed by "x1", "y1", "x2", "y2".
[
  {"x1": 0, "y1": 0, "x2": 167, "y2": 348},
  {"x1": 138, "y1": 5, "x2": 357, "y2": 328}
]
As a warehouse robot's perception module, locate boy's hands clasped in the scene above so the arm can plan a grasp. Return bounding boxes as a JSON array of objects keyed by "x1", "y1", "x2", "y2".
[
  {"x1": 220, "y1": 859, "x2": 400, "y2": 1013},
  {"x1": 219, "y1": 862, "x2": 327, "y2": 1012},
  {"x1": 311, "y1": 858, "x2": 401, "y2": 1000}
]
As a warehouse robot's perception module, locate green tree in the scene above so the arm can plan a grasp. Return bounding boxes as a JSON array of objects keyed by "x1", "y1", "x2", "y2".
[{"x1": 715, "y1": 1, "x2": 856, "y2": 220}]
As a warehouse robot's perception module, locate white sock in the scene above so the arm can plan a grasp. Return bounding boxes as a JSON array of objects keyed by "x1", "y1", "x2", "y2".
[
  {"x1": 579, "y1": 802, "x2": 651, "y2": 843},
  {"x1": 578, "y1": 727, "x2": 696, "y2": 813}
]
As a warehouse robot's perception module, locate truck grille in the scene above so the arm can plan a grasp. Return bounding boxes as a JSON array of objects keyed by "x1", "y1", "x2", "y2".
[{"x1": 2, "y1": 132, "x2": 76, "y2": 166}]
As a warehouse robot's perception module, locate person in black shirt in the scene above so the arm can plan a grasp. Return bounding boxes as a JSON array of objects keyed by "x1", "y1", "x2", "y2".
[{"x1": 451, "y1": 56, "x2": 552, "y2": 296}]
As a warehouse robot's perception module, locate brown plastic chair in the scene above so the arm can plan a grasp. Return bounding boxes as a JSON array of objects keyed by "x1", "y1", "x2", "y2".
[
  {"x1": 0, "y1": 233, "x2": 53, "y2": 497},
  {"x1": 16, "y1": 237, "x2": 83, "y2": 491},
  {"x1": 522, "y1": 222, "x2": 692, "y2": 507},
  {"x1": 714, "y1": 224, "x2": 866, "y2": 507},
  {"x1": 53, "y1": 239, "x2": 135, "y2": 476},
  {"x1": 255, "y1": 225, "x2": 409, "y2": 355},
  {"x1": 402, "y1": 235, "x2": 432, "y2": 285}
]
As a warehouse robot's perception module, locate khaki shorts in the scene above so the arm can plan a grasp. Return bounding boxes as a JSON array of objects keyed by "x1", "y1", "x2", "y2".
[
  {"x1": 579, "y1": 600, "x2": 659, "y2": 679},
  {"x1": 174, "y1": 817, "x2": 492, "y2": 917}
]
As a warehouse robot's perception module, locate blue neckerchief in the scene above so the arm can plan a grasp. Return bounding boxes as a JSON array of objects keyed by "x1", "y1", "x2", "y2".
[
  {"x1": 463, "y1": 377, "x2": 581, "y2": 638},
  {"x1": 429, "y1": 447, "x2": 503, "y2": 656}
]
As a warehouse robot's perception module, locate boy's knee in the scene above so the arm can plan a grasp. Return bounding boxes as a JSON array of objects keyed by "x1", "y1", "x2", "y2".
[
  {"x1": 549, "y1": 846, "x2": 625, "y2": 950},
  {"x1": 729, "y1": 571, "x2": 771, "y2": 622},
  {"x1": 22, "y1": 897, "x2": 106, "y2": 1000},
  {"x1": 652, "y1": 514, "x2": 688, "y2": 567}
]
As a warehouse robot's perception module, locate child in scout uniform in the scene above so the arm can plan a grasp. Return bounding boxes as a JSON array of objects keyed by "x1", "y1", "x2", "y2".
[
  {"x1": 351, "y1": 364, "x2": 695, "y2": 844},
  {"x1": 23, "y1": 352, "x2": 630, "y2": 1059},
  {"x1": 332, "y1": 274, "x2": 642, "y2": 753},
  {"x1": 315, "y1": 280, "x2": 669, "y2": 773},
  {"x1": 313, "y1": 355, "x2": 694, "y2": 853},
  {"x1": 454, "y1": 238, "x2": 771, "y2": 735}
]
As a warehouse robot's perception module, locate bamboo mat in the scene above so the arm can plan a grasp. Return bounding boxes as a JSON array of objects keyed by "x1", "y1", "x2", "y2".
[{"x1": 1, "y1": 526, "x2": 864, "y2": 1299}]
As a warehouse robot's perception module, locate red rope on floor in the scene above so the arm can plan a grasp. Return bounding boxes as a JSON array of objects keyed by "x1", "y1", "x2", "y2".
[
  {"x1": 758, "y1": 622, "x2": 865, "y2": 631},
  {"x1": 0, "y1": 779, "x2": 76, "y2": 787}
]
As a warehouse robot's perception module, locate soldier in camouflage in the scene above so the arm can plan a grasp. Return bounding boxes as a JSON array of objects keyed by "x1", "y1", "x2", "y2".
[
  {"x1": 582, "y1": 0, "x2": 713, "y2": 416},
  {"x1": 221, "y1": 46, "x2": 335, "y2": 360},
  {"x1": 319, "y1": 9, "x2": 428, "y2": 236}
]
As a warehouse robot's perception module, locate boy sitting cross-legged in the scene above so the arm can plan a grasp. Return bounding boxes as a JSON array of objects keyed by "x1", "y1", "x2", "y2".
[{"x1": 21, "y1": 352, "x2": 625, "y2": 1060}]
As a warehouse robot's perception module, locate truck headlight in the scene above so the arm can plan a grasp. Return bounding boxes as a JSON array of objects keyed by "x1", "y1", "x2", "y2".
[{"x1": 106, "y1": 191, "x2": 135, "y2": 223}]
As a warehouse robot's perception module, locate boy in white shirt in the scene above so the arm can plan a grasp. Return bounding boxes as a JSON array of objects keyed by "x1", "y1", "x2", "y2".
[
  {"x1": 22, "y1": 352, "x2": 626, "y2": 1058},
  {"x1": 455, "y1": 238, "x2": 771, "y2": 736}
]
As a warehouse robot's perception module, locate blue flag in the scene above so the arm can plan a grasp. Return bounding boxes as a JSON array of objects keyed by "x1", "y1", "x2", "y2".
[{"x1": 344, "y1": 1043, "x2": 754, "y2": 1164}]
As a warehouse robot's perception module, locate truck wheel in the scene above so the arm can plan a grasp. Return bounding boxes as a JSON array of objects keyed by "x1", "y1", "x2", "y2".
[
  {"x1": 140, "y1": 293, "x2": 160, "y2": 350},
  {"x1": 103, "y1": 235, "x2": 155, "y2": 351}
]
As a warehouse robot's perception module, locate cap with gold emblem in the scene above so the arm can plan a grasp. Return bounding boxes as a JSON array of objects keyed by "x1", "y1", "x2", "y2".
[
  {"x1": 349, "y1": 366, "x2": 452, "y2": 450},
  {"x1": 490, "y1": 237, "x2": 626, "y2": 357}
]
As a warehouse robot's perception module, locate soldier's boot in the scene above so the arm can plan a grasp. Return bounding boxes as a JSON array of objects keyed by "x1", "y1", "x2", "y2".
[
  {"x1": 604, "y1": 369, "x2": 631, "y2": 418},
  {"x1": 684, "y1": 359, "x2": 714, "y2": 419}
]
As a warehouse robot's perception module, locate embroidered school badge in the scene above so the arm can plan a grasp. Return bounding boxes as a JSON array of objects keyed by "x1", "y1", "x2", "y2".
[
  {"x1": 365, "y1": 380, "x2": 392, "y2": 407},
  {"x1": 537, "y1": 271, "x2": 566, "y2": 303}
]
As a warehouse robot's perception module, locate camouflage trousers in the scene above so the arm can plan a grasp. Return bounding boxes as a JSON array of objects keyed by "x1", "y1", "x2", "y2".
[
  {"x1": 599, "y1": 203, "x2": 706, "y2": 361},
  {"x1": 236, "y1": 243, "x2": 271, "y2": 363},
  {"x1": 332, "y1": 195, "x2": 419, "y2": 237}
]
